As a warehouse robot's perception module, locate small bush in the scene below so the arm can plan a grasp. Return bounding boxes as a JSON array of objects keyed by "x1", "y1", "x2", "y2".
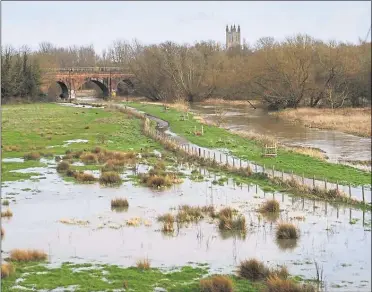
[
  {"x1": 145, "y1": 175, "x2": 172, "y2": 188},
  {"x1": 111, "y1": 198, "x2": 129, "y2": 208},
  {"x1": 56, "y1": 161, "x2": 70, "y2": 173},
  {"x1": 200, "y1": 275, "x2": 234, "y2": 292},
  {"x1": 99, "y1": 171, "x2": 122, "y2": 186},
  {"x1": 80, "y1": 152, "x2": 98, "y2": 164},
  {"x1": 238, "y1": 259, "x2": 269, "y2": 281},
  {"x1": 1, "y1": 262, "x2": 15, "y2": 278},
  {"x1": 259, "y1": 199, "x2": 280, "y2": 213},
  {"x1": 10, "y1": 249, "x2": 47, "y2": 262},
  {"x1": 276, "y1": 223, "x2": 299, "y2": 239},
  {"x1": 266, "y1": 275, "x2": 316, "y2": 292},
  {"x1": 136, "y1": 258, "x2": 150, "y2": 270},
  {"x1": 23, "y1": 152, "x2": 40, "y2": 160},
  {"x1": 74, "y1": 172, "x2": 96, "y2": 183},
  {"x1": 1, "y1": 209, "x2": 13, "y2": 218}
]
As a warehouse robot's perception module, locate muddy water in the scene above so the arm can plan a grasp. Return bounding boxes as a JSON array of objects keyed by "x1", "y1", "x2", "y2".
[
  {"x1": 2, "y1": 160, "x2": 371, "y2": 291},
  {"x1": 189, "y1": 103, "x2": 372, "y2": 167}
]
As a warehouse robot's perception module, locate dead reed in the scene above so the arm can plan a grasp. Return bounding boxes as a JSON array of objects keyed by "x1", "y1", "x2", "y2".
[
  {"x1": 74, "y1": 171, "x2": 97, "y2": 183},
  {"x1": 136, "y1": 258, "x2": 151, "y2": 270},
  {"x1": 80, "y1": 152, "x2": 98, "y2": 164},
  {"x1": 266, "y1": 275, "x2": 316, "y2": 292},
  {"x1": 1, "y1": 262, "x2": 15, "y2": 278},
  {"x1": 238, "y1": 259, "x2": 289, "y2": 282},
  {"x1": 161, "y1": 221, "x2": 175, "y2": 233},
  {"x1": 111, "y1": 198, "x2": 129, "y2": 208},
  {"x1": 272, "y1": 107, "x2": 371, "y2": 137},
  {"x1": 276, "y1": 223, "x2": 299, "y2": 239},
  {"x1": 10, "y1": 249, "x2": 47, "y2": 262},
  {"x1": 199, "y1": 275, "x2": 234, "y2": 292},
  {"x1": 1, "y1": 209, "x2": 13, "y2": 218}
]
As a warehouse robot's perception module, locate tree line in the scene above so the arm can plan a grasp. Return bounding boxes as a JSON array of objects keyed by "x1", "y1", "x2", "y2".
[{"x1": 1, "y1": 34, "x2": 371, "y2": 109}]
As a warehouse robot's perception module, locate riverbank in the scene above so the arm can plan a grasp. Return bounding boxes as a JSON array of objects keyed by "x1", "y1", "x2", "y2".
[
  {"x1": 128, "y1": 102, "x2": 371, "y2": 186},
  {"x1": 271, "y1": 107, "x2": 371, "y2": 137}
]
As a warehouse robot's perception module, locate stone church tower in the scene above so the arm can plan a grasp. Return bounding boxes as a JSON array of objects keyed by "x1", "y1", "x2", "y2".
[{"x1": 226, "y1": 24, "x2": 241, "y2": 49}]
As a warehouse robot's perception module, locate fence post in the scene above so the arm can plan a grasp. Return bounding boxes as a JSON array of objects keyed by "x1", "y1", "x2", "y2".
[
  {"x1": 233, "y1": 158, "x2": 235, "y2": 168},
  {"x1": 208, "y1": 151, "x2": 210, "y2": 160},
  {"x1": 226, "y1": 155, "x2": 229, "y2": 166},
  {"x1": 348, "y1": 183, "x2": 351, "y2": 198},
  {"x1": 203, "y1": 149, "x2": 206, "y2": 158},
  {"x1": 220, "y1": 153, "x2": 222, "y2": 163},
  {"x1": 302, "y1": 173, "x2": 304, "y2": 185},
  {"x1": 255, "y1": 163, "x2": 258, "y2": 172},
  {"x1": 282, "y1": 169, "x2": 284, "y2": 181},
  {"x1": 272, "y1": 165, "x2": 275, "y2": 177},
  {"x1": 198, "y1": 148, "x2": 201, "y2": 157},
  {"x1": 324, "y1": 178, "x2": 327, "y2": 191},
  {"x1": 313, "y1": 175, "x2": 315, "y2": 188},
  {"x1": 263, "y1": 164, "x2": 265, "y2": 174},
  {"x1": 291, "y1": 170, "x2": 294, "y2": 179},
  {"x1": 336, "y1": 181, "x2": 339, "y2": 192},
  {"x1": 362, "y1": 186, "x2": 365, "y2": 203},
  {"x1": 213, "y1": 153, "x2": 216, "y2": 162},
  {"x1": 240, "y1": 159, "x2": 242, "y2": 169}
]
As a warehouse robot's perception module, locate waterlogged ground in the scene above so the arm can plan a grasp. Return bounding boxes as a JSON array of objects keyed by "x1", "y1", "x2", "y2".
[{"x1": 2, "y1": 157, "x2": 371, "y2": 291}]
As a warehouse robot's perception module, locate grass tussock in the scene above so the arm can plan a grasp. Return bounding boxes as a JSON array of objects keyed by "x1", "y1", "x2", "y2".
[
  {"x1": 161, "y1": 221, "x2": 175, "y2": 233},
  {"x1": 272, "y1": 107, "x2": 371, "y2": 137},
  {"x1": 56, "y1": 161, "x2": 70, "y2": 173},
  {"x1": 176, "y1": 205, "x2": 204, "y2": 224},
  {"x1": 99, "y1": 171, "x2": 122, "y2": 186},
  {"x1": 217, "y1": 207, "x2": 246, "y2": 233},
  {"x1": 259, "y1": 199, "x2": 280, "y2": 213},
  {"x1": 73, "y1": 171, "x2": 97, "y2": 183},
  {"x1": 3, "y1": 145, "x2": 21, "y2": 152},
  {"x1": 276, "y1": 223, "x2": 300, "y2": 239},
  {"x1": 200, "y1": 275, "x2": 234, "y2": 292},
  {"x1": 140, "y1": 161, "x2": 182, "y2": 188},
  {"x1": 157, "y1": 213, "x2": 175, "y2": 224},
  {"x1": 1, "y1": 209, "x2": 13, "y2": 218},
  {"x1": 136, "y1": 258, "x2": 150, "y2": 270},
  {"x1": 10, "y1": 249, "x2": 47, "y2": 262},
  {"x1": 80, "y1": 152, "x2": 98, "y2": 164},
  {"x1": 238, "y1": 259, "x2": 289, "y2": 282},
  {"x1": 1, "y1": 262, "x2": 15, "y2": 278},
  {"x1": 266, "y1": 275, "x2": 316, "y2": 292},
  {"x1": 111, "y1": 198, "x2": 129, "y2": 209},
  {"x1": 23, "y1": 152, "x2": 41, "y2": 160}
]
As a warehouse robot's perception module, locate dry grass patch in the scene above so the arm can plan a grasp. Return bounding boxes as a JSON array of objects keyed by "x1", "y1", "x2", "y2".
[
  {"x1": 99, "y1": 171, "x2": 122, "y2": 186},
  {"x1": 80, "y1": 152, "x2": 98, "y2": 164},
  {"x1": 259, "y1": 199, "x2": 280, "y2": 213},
  {"x1": 276, "y1": 223, "x2": 300, "y2": 239},
  {"x1": 1, "y1": 209, "x2": 13, "y2": 218},
  {"x1": 238, "y1": 259, "x2": 269, "y2": 281},
  {"x1": 266, "y1": 275, "x2": 316, "y2": 292},
  {"x1": 136, "y1": 258, "x2": 150, "y2": 270},
  {"x1": 217, "y1": 207, "x2": 246, "y2": 233},
  {"x1": 23, "y1": 152, "x2": 41, "y2": 161},
  {"x1": 285, "y1": 145, "x2": 327, "y2": 160},
  {"x1": 1, "y1": 262, "x2": 15, "y2": 278},
  {"x1": 157, "y1": 213, "x2": 175, "y2": 224},
  {"x1": 161, "y1": 221, "x2": 175, "y2": 233},
  {"x1": 200, "y1": 275, "x2": 234, "y2": 292},
  {"x1": 10, "y1": 249, "x2": 47, "y2": 262},
  {"x1": 272, "y1": 107, "x2": 371, "y2": 137}
]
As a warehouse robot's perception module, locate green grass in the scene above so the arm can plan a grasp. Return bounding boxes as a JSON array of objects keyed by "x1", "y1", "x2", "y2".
[
  {"x1": 1, "y1": 262, "x2": 258, "y2": 292},
  {"x1": 1, "y1": 103, "x2": 162, "y2": 182},
  {"x1": 1, "y1": 160, "x2": 46, "y2": 182},
  {"x1": 128, "y1": 102, "x2": 370, "y2": 186}
]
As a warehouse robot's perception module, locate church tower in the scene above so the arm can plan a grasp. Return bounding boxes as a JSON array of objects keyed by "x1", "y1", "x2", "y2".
[{"x1": 226, "y1": 24, "x2": 241, "y2": 49}]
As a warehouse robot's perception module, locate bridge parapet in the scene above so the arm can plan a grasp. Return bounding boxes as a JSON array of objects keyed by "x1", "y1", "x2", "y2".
[{"x1": 42, "y1": 67, "x2": 131, "y2": 74}]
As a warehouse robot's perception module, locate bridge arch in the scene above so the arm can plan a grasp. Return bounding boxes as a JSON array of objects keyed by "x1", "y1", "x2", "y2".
[
  {"x1": 116, "y1": 79, "x2": 135, "y2": 96},
  {"x1": 77, "y1": 78, "x2": 109, "y2": 98},
  {"x1": 56, "y1": 81, "x2": 69, "y2": 99}
]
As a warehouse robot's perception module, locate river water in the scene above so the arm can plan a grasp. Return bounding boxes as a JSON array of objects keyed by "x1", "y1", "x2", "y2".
[{"x1": 189, "y1": 103, "x2": 371, "y2": 168}]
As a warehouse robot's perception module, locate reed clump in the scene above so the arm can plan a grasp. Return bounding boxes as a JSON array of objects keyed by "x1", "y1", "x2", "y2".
[
  {"x1": 238, "y1": 259, "x2": 289, "y2": 282},
  {"x1": 217, "y1": 207, "x2": 246, "y2": 233},
  {"x1": 199, "y1": 275, "x2": 234, "y2": 292},
  {"x1": 276, "y1": 223, "x2": 300, "y2": 239},
  {"x1": 266, "y1": 275, "x2": 316, "y2": 292},
  {"x1": 99, "y1": 171, "x2": 122, "y2": 186},
  {"x1": 56, "y1": 161, "x2": 70, "y2": 173},
  {"x1": 259, "y1": 199, "x2": 280, "y2": 213},
  {"x1": 111, "y1": 198, "x2": 129, "y2": 209},
  {"x1": 10, "y1": 249, "x2": 47, "y2": 262},
  {"x1": 73, "y1": 171, "x2": 97, "y2": 183}
]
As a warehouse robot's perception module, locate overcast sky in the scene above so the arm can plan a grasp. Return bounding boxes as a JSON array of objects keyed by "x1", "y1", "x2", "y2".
[{"x1": 2, "y1": 1, "x2": 371, "y2": 53}]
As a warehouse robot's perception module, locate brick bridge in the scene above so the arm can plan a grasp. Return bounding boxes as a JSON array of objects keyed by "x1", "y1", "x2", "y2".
[{"x1": 41, "y1": 67, "x2": 136, "y2": 99}]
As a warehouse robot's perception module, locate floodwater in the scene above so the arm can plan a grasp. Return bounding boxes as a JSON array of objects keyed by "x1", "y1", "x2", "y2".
[
  {"x1": 2, "y1": 158, "x2": 371, "y2": 292},
  {"x1": 189, "y1": 103, "x2": 372, "y2": 167}
]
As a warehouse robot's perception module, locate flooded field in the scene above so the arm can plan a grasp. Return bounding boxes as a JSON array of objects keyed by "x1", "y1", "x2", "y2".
[
  {"x1": 2, "y1": 155, "x2": 371, "y2": 291},
  {"x1": 189, "y1": 103, "x2": 371, "y2": 168}
]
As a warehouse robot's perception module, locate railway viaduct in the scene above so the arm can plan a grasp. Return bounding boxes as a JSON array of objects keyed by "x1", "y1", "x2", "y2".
[{"x1": 41, "y1": 67, "x2": 136, "y2": 99}]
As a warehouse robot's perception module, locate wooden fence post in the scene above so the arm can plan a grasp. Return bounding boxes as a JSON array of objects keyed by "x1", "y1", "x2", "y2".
[
  {"x1": 362, "y1": 186, "x2": 365, "y2": 203},
  {"x1": 324, "y1": 178, "x2": 327, "y2": 191},
  {"x1": 272, "y1": 165, "x2": 275, "y2": 177},
  {"x1": 302, "y1": 173, "x2": 304, "y2": 185},
  {"x1": 313, "y1": 175, "x2": 315, "y2": 188},
  {"x1": 282, "y1": 169, "x2": 284, "y2": 181},
  {"x1": 220, "y1": 153, "x2": 222, "y2": 163},
  {"x1": 263, "y1": 164, "x2": 265, "y2": 174},
  {"x1": 233, "y1": 158, "x2": 235, "y2": 168},
  {"x1": 213, "y1": 153, "x2": 216, "y2": 162},
  {"x1": 198, "y1": 148, "x2": 201, "y2": 157},
  {"x1": 348, "y1": 183, "x2": 351, "y2": 198},
  {"x1": 240, "y1": 159, "x2": 242, "y2": 169},
  {"x1": 336, "y1": 181, "x2": 339, "y2": 192}
]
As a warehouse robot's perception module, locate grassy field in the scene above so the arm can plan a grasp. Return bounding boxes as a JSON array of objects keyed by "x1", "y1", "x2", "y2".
[
  {"x1": 128, "y1": 102, "x2": 370, "y2": 186},
  {"x1": 271, "y1": 107, "x2": 371, "y2": 137},
  {"x1": 1, "y1": 103, "x2": 161, "y2": 182},
  {"x1": 1, "y1": 262, "x2": 259, "y2": 292}
]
